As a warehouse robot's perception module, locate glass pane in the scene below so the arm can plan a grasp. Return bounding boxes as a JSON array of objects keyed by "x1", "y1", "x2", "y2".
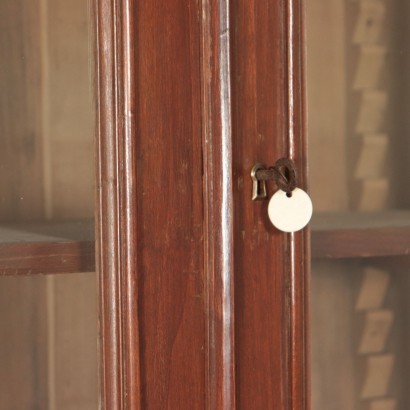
[
  {"x1": 307, "y1": 0, "x2": 410, "y2": 409},
  {"x1": 0, "y1": 0, "x2": 94, "y2": 223},
  {"x1": 0, "y1": 273, "x2": 98, "y2": 409},
  {"x1": 0, "y1": 0, "x2": 97, "y2": 408}
]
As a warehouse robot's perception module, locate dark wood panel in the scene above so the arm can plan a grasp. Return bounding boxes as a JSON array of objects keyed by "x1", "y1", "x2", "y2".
[
  {"x1": 312, "y1": 227, "x2": 410, "y2": 259},
  {"x1": 0, "y1": 221, "x2": 94, "y2": 275},
  {"x1": 285, "y1": 1, "x2": 311, "y2": 407},
  {"x1": 312, "y1": 212, "x2": 410, "y2": 258},
  {"x1": 231, "y1": 0, "x2": 309, "y2": 408},
  {"x1": 0, "y1": 241, "x2": 94, "y2": 275},
  {"x1": 231, "y1": 0, "x2": 288, "y2": 404},
  {"x1": 201, "y1": 0, "x2": 236, "y2": 407},
  {"x1": 96, "y1": 0, "x2": 310, "y2": 408},
  {"x1": 135, "y1": 0, "x2": 206, "y2": 407},
  {"x1": 97, "y1": 0, "x2": 207, "y2": 408},
  {"x1": 96, "y1": 0, "x2": 141, "y2": 408}
]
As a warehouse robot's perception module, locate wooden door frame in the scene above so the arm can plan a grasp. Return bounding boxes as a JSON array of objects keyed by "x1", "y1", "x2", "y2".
[
  {"x1": 95, "y1": 0, "x2": 309, "y2": 408},
  {"x1": 95, "y1": 1, "x2": 140, "y2": 408},
  {"x1": 285, "y1": 1, "x2": 310, "y2": 407}
]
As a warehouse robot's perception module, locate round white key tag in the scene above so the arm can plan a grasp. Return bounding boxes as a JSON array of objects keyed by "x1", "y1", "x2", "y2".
[{"x1": 268, "y1": 188, "x2": 313, "y2": 233}]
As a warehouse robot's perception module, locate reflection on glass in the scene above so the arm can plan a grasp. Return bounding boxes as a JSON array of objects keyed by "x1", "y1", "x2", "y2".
[
  {"x1": 307, "y1": 0, "x2": 410, "y2": 409},
  {"x1": 0, "y1": 274, "x2": 98, "y2": 409},
  {"x1": 0, "y1": 0, "x2": 97, "y2": 408},
  {"x1": 0, "y1": 0, "x2": 94, "y2": 222}
]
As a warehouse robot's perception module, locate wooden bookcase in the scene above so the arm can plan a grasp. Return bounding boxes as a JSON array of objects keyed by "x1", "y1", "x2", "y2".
[{"x1": 2, "y1": 0, "x2": 313, "y2": 408}]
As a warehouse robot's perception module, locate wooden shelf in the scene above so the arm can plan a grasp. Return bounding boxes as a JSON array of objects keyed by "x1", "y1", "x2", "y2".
[
  {"x1": 3, "y1": 212, "x2": 410, "y2": 272},
  {"x1": 311, "y1": 211, "x2": 410, "y2": 259},
  {"x1": 0, "y1": 220, "x2": 95, "y2": 275}
]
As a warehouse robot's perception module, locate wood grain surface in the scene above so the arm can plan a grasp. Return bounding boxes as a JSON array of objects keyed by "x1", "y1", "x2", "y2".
[
  {"x1": 201, "y1": 0, "x2": 235, "y2": 407},
  {"x1": 96, "y1": 0, "x2": 310, "y2": 408},
  {"x1": 0, "y1": 221, "x2": 94, "y2": 275},
  {"x1": 231, "y1": 0, "x2": 309, "y2": 408},
  {"x1": 311, "y1": 212, "x2": 410, "y2": 259},
  {"x1": 96, "y1": 0, "x2": 140, "y2": 408}
]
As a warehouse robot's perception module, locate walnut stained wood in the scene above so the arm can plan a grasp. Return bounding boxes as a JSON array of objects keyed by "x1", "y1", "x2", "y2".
[
  {"x1": 0, "y1": 221, "x2": 94, "y2": 275},
  {"x1": 96, "y1": 0, "x2": 309, "y2": 408},
  {"x1": 231, "y1": 0, "x2": 309, "y2": 408},
  {"x1": 311, "y1": 212, "x2": 410, "y2": 259},
  {"x1": 201, "y1": 0, "x2": 235, "y2": 407},
  {"x1": 5, "y1": 209, "x2": 410, "y2": 275}
]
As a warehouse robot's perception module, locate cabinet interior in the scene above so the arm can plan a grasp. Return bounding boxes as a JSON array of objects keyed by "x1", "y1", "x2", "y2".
[
  {"x1": 307, "y1": 0, "x2": 410, "y2": 409},
  {"x1": 0, "y1": 1, "x2": 98, "y2": 409},
  {"x1": 0, "y1": 0, "x2": 95, "y2": 276}
]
